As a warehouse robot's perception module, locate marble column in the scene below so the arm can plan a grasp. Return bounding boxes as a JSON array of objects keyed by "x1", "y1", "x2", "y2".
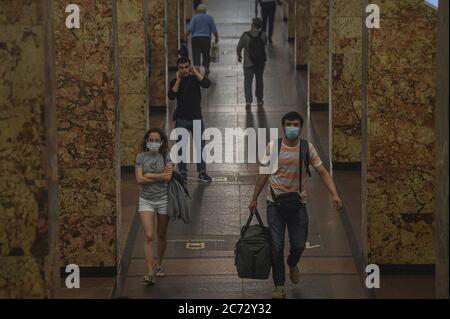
[
  {"x1": 295, "y1": 0, "x2": 310, "y2": 69},
  {"x1": 434, "y1": 0, "x2": 449, "y2": 299},
  {"x1": 167, "y1": 0, "x2": 179, "y2": 70},
  {"x1": 330, "y1": 0, "x2": 362, "y2": 166},
  {"x1": 0, "y1": 0, "x2": 52, "y2": 298},
  {"x1": 283, "y1": 0, "x2": 289, "y2": 21},
  {"x1": 179, "y1": 0, "x2": 185, "y2": 39},
  {"x1": 53, "y1": 0, "x2": 120, "y2": 271},
  {"x1": 148, "y1": 0, "x2": 168, "y2": 110},
  {"x1": 362, "y1": 0, "x2": 437, "y2": 266},
  {"x1": 309, "y1": 0, "x2": 329, "y2": 109},
  {"x1": 118, "y1": 0, "x2": 147, "y2": 167},
  {"x1": 185, "y1": 0, "x2": 193, "y2": 22},
  {"x1": 287, "y1": 0, "x2": 296, "y2": 42}
]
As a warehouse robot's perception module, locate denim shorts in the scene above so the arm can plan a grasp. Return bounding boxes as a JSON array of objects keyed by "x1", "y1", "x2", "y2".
[{"x1": 138, "y1": 195, "x2": 168, "y2": 215}]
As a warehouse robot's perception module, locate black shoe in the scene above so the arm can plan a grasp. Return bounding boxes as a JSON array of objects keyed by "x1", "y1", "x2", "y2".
[
  {"x1": 257, "y1": 100, "x2": 264, "y2": 107},
  {"x1": 198, "y1": 172, "x2": 212, "y2": 183},
  {"x1": 245, "y1": 103, "x2": 251, "y2": 109}
]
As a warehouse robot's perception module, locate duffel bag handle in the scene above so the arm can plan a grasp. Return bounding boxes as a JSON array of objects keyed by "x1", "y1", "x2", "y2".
[{"x1": 242, "y1": 209, "x2": 265, "y2": 236}]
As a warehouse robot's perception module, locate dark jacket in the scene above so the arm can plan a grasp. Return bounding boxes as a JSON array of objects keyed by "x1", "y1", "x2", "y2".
[
  {"x1": 168, "y1": 75, "x2": 211, "y2": 121},
  {"x1": 167, "y1": 175, "x2": 191, "y2": 224}
]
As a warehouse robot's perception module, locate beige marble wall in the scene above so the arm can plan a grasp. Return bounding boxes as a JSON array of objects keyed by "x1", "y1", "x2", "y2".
[
  {"x1": 363, "y1": 0, "x2": 437, "y2": 264},
  {"x1": 287, "y1": 0, "x2": 295, "y2": 41},
  {"x1": 295, "y1": 0, "x2": 310, "y2": 68},
  {"x1": 148, "y1": 0, "x2": 167, "y2": 108},
  {"x1": 0, "y1": 0, "x2": 50, "y2": 298},
  {"x1": 118, "y1": 0, "x2": 147, "y2": 166},
  {"x1": 53, "y1": 0, "x2": 118, "y2": 268},
  {"x1": 435, "y1": 0, "x2": 449, "y2": 299},
  {"x1": 330, "y1": 0, "x2": 362, "y2": 163},
  {"x1": 309, "y1": 0, "x2": 329, "y2": 105},
  {"x1": 168, "y1": 0, "x2": 179, "y2": 69}
]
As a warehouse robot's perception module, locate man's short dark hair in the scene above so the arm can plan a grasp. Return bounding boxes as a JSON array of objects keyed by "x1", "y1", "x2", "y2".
[
  {"x1": 252, "y1": 17, "x2": 263, "y2": 30},
  {"x1": 281, "y1": 111, "x2": 304, "y2": 127},
  {"x1": 177, "y1": 57, "x2": 191, "y2": 66}
]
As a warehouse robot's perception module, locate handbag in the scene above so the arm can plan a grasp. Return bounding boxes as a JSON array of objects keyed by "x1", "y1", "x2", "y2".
[
  {"x1": 210, "y1": 42, "x2": 220, "y2": 63},
  {"x1": 270, "y1": 186, "x2": 301, "y2": 214},
  {"x1": 235, "y1": 209, "x2": 271, "y2": 279}
]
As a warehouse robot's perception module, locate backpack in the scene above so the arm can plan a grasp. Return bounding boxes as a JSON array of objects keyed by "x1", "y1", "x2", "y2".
[
  {"x1": 246, "y1": 31, "x2": 267, "y2": 65},
  {"x1": 234, "y1": 209, "x2": 272, "y2": 280}
]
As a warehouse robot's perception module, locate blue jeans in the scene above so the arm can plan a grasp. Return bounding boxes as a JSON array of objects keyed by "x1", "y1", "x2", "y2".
[
  {"x1": 175, "y1": 118, "x2": 207, "y2": 174},
  {"x1": 267, "y1": 200, "x2": 309, "y2": 286}
]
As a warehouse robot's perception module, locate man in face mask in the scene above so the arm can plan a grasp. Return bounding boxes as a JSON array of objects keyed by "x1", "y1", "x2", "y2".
[{"x1": 248, "y1": 111, "x2": 343, "y2": 299}]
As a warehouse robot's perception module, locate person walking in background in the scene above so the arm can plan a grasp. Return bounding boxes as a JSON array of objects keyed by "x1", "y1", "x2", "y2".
[
  {"x1": 255, "y1": 0, "x2": 282, "y2": 44},
  {"x1": 185, "y1": 4, "x2": 219, "y2": 75},
  {"x1": 237, "y1": 17, "x2": 267, "y2": 108},
  {"x1": 168, "y1": 57, "x2": 213, "y2": 183},
  {"x1": 135, "y1": 128, "x2": 173, "y2": 285}
]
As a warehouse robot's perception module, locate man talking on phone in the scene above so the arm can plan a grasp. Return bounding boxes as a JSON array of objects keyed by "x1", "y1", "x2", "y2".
[{"x1": 168, "y1": 57, "x2": 212, "y2": 183}]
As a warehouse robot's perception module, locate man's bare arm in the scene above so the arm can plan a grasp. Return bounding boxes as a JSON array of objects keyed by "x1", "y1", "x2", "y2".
[
  {"x1": 315, "y1": 165, "x2": 343, "y2": 210},
  {"x1": 248, "y1": 174, "x2": 270, "y2": 212}
]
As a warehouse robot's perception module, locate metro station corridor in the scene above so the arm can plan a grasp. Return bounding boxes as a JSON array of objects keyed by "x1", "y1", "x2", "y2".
[
  {"x1": 0, "y1": 0, "x2": 448, "y2": 300},
  {"x1": 119, "y1": 0, "x2": 366, "y2": 299}
]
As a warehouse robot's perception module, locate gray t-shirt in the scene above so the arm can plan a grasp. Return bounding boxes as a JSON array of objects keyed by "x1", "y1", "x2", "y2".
[{"x1": 135, "y1": 151, "x2": 171, "y2": 201}]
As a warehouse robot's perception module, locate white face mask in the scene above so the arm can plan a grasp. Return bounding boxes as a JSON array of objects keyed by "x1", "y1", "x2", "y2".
[{"x1": 147, "y1": 141, "x2": 161, "y2": 152}]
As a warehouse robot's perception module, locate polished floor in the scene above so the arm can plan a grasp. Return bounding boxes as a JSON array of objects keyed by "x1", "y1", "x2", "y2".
[{"x1": 116, "y1": 0, "x2": 432, "y2": 299}]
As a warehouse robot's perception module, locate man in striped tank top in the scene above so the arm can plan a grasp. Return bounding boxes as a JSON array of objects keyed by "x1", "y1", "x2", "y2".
[{"x1": 248, "y1": 111, "x2": 343, "y2": 299}]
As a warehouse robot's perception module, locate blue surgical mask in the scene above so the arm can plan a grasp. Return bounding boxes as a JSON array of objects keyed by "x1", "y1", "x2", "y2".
[
  {"x1": 147, "y1": 141, "x2": 161, "y2": 152},
  {"x1": 284, "y1": 126, "x2": 301, "y2": 140}
]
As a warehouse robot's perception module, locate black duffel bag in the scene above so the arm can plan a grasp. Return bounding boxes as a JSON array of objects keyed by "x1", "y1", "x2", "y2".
[{"x1": 234, "y1": 209, "x2": 271, "y2": 280}]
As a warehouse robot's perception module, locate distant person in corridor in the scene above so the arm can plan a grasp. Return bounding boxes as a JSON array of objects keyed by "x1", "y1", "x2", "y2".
[
  {"x1": 185, "y1": 4, "x2": 219, "y2": 76},
  {"x1": 255, "y1": 0, "x2": 282, "y2": 44},
  {"x1": 237, "y1": 17, "x2": 267, "y2": 108},
  {"x1": 248, "y1": 111, "x2": 343, "y2": 299},
  {"x1": 168, "y1": 57, "x2": 212, "y2": 183},
  {"x1": 135, "y1": 128, "x2": 173, "y2": 285}
]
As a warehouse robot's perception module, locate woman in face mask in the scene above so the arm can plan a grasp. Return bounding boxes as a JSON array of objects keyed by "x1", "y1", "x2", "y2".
[{"x1": 135, "y1": 128, "x2": 173, "y2": 285}]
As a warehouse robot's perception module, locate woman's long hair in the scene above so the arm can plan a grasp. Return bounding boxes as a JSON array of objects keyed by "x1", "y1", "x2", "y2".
[{"x1": 141, "y1": 127, "x2": 169, "y2": 159}]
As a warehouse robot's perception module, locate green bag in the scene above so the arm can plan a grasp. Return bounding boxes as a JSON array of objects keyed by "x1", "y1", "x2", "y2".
[
  {"x1": 210, "y1": 42, "x2": 220, "y2": 63},
  {"x1": 234, "y1": 209, "x2": 272, "y2": 280}
]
